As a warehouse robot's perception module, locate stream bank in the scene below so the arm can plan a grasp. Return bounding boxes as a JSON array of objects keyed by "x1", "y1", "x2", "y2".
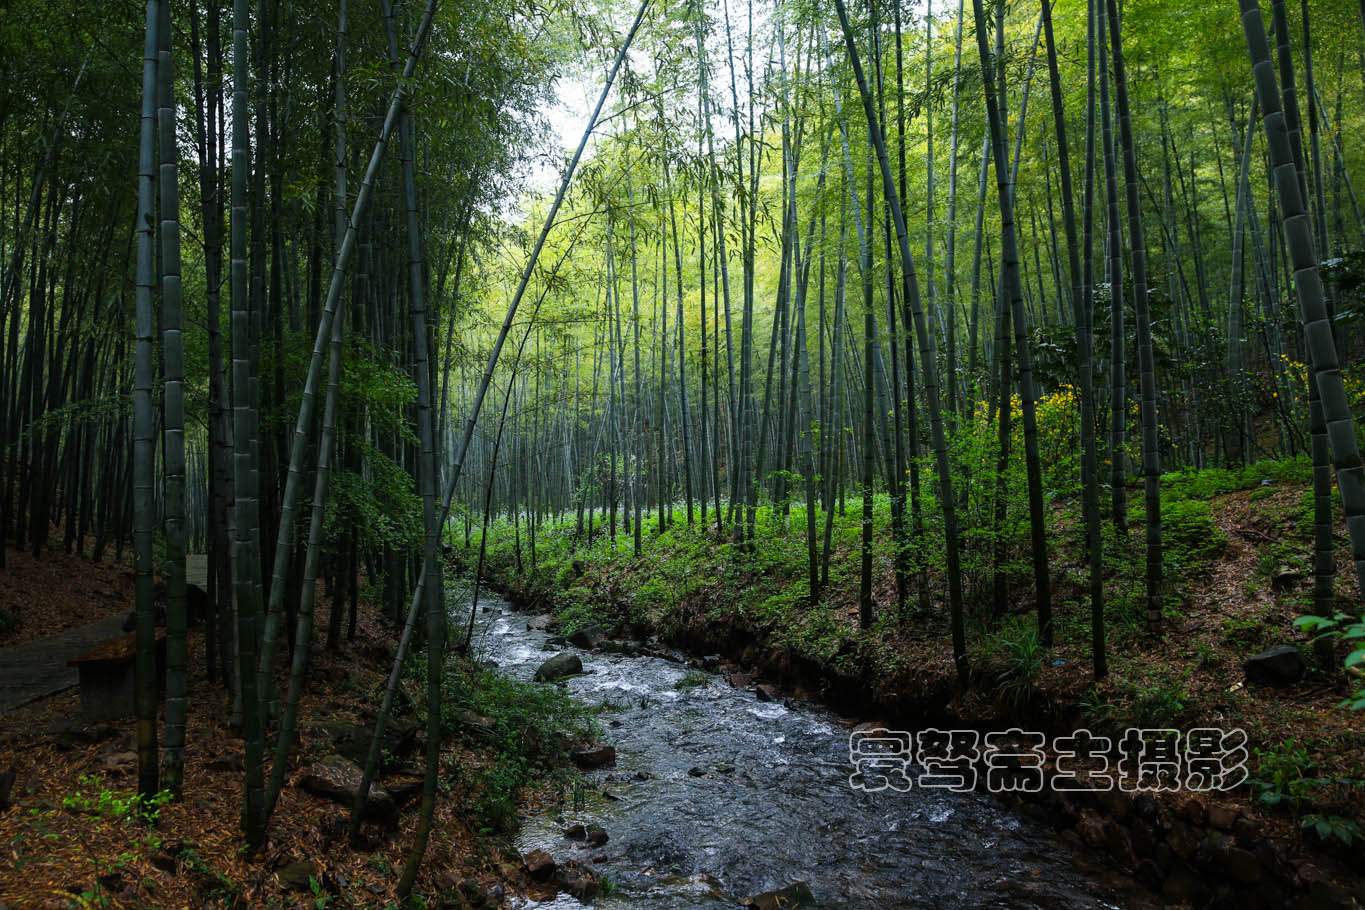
[
  {"x1": 474, "y1": 562, "x2": 1365, "y2": 909},
  {"x1": 470, "y1": 591, "x2": 1155, "y2": 908}
]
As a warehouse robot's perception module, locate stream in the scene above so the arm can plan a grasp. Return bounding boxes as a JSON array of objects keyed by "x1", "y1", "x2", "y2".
[{"x1": 470, "y1": 596, "x2": 1152, "y2": 909}]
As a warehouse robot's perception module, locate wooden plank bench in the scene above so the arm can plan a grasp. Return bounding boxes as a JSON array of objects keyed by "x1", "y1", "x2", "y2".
[{"x1": 67, "y1": 629, "x2": 165, "y2": 723}]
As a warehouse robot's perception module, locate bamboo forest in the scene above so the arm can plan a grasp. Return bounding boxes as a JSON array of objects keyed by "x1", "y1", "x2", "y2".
[{"x1": 3, "y1": 0, "x2": 1365, "y2": 905}]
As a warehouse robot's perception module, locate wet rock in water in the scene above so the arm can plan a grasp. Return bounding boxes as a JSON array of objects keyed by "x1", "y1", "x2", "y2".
[
  {"x1": 599, "y1": 639, "x2": 625, "y2": 653},
  {"x1": 568, "y1": 624, "x2": 608, "y2": 649},
  {"x1": 585, "y1": 823, "x2": 609, "y2": 847},
  {"x1": 728, "y1": 671, "x2": 754, "y2": 689},
  {"x1": 1243, "y1": 645, "x2": 1306, "y2": 686},
  {"x1": 534, "y1": 652, "x2": 582, "y2": 682},
  {"x1": 553, "y1": 861, "x2": 597, "y2": 900},
  {"x1": 564, "y1": 822, "x2": 587, "y2": 840},
  {"x1": 700, "y1": 654, "x2": 722, "y2": 671},
  {"x1": 688, "y1": 766, "x2": 707, "y2": 777},
  {"x1": 571, "y1": 744, "x2": 616, "y2": 768},
  {"x1": 526, "y1": 614, "x2": 553, "y2": 631},
  {"x1": 276, "y1": 861, "x2": 321, "y2": 892},
  {"x1": 296, "y1": 755, "x2": 396, "y2": 820},
  {"x1": 755, "y1": 684, "x2": 779, "y2": 703},
  {"x1": 524, "y1": 849, "x2": 556, "y2": 882},
  {"x1": 745, "y1": 882, "x2": 817, "y2": 909}
]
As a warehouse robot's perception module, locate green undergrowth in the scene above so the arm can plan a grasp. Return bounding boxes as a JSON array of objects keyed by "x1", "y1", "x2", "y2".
[
  {"x1": 403, "y1": 652, "x2": 597, "y2": 837},
  {"x1": 454, "y1": 453, "x2": 1335, "y2": 718}
]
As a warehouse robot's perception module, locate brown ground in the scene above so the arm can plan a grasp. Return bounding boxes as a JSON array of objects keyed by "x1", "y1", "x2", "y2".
[
  {"x1": 0, "y1": 547, "x2": 136, "y2": 647},
  {"x1": 1044, "y1": 486, "x2": 1365, "y2": 822},
  {"x1": 0, "y1": 555, "x2": 531, "y2": 909}
]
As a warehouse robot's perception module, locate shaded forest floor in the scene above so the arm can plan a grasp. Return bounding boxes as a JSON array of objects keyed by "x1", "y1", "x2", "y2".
[
  {"x1": 0, "y1": 549, "x2": 598, "y2": 909},
  {"x1": 466, "y1": 455, "x2": 1365, "y2": 899},
  {"x1": 0, "y1": 548, "x2": 138, "y2": 648}
]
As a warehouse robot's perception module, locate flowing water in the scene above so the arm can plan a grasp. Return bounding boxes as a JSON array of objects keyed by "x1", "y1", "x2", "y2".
[{"x1": 470, "y1": 596, "x2": 1151, "y2": 909}]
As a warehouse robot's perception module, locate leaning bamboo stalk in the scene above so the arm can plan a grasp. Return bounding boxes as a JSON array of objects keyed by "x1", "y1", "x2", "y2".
[
  {"x1": 349, "y1": 0, "x2": 651, "y2": 838},
  {"x1": 255, "y1": 0, "x2": 439, "y2": 711}
]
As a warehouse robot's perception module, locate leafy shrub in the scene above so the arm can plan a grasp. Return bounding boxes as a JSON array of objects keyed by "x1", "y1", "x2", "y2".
[
  {"x1": 1295, "y1": 613, "x2": 1365, "y2": 711},
  {"x1": 1252, "y1": 738, "x2": 1319, "y2": 809},
  {"x1": 1221, "y1": 615, "x2": 1271, "y2": 650},
  {"x1": 438, "y1": 658, "x2": 597, "y2": 834},
  {"x1": 1120, "y1": 677, "x2": 1188, "y2": 728},
  {"x1": 1159, "y1": 500, "x2": 1226, "y2": 576},
  {"x1": 1158, "y1": 456, "x2": 1310, "y2": 502},
  {"x1": 1302, "y1": 814, "x2": 1364, "y2": 845},
  {"x1": 989, "y1": 617, "x2": 1044, "y2": 707}
]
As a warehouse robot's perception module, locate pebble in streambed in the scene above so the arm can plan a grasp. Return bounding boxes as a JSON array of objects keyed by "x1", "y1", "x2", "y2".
[{"x1": 470, "y1": 599, "x2": 1152, "y2": 909}]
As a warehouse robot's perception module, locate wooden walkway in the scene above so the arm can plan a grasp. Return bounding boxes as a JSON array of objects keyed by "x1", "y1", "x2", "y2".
[
  {"x1": 0, "y1": 555, "x2": 209, "y2": 713},
  {"x1": 0, "y1": 614, "x2": 129, "y2": 713},
  {"x1": 186, "y1": 553, "x2": 207, "y2": 590}
]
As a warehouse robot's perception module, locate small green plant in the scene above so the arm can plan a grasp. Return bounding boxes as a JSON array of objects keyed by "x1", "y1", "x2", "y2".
[
  {"x1": 1295, "y1": 613, "x2": 1365, "y2": 710},
  {"x1": 309, "y1": 874, "x2": 332, "y2": 908},
  {"x1": 61, "y1": 775, "x2": 171, "y2": 824},
  {"x1": 674, "y1": 669, "x2": 709, "y2": 689},
  {"x1": 1193, "y1": 641, "x2": 1220, "y2": 672},
  {"x1": 180, "y1": 846, "x2": 240, "y2": 903},
  {"x1": 1251, "y1": 738, "x2": 1319, "y2": 809},
  {"x1": 1222, "y1": 615, "x2": 1270, "y2": 650},
  {"x1": 1252, "y1": 549, "x2": 1279, "y2": 581},
  {"x1": 1122, "y1": 676, "x2": 1188, "y2": 728},
  {"x1": 1301, "y1": 813, "x2": 1364, "y2": 845},
  {"x1": 571, "y1": 778, "x2": 588, "y2": 813},
  {"x1": 993, "y1": 618, "x2": 1044, "y2": 707},
  {"x1": 52, "y1": 776, "x2": 173, "y2": 907},
  {"x1": 1079, "y1": 688, "x2": 1114, "y2": 726},
  {"x1": 1159, "y1": 500, "x2": 1227, "y2": 576}
]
